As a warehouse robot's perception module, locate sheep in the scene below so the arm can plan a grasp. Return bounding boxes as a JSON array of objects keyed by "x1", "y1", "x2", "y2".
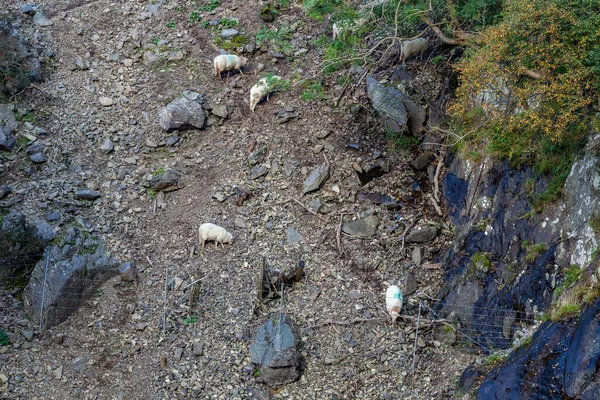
[
  {"x1": 332, "y1": 17, "x2": 367, "y2": 41},
  {"x1": 399, "y1": 38, "x2": 429, "y2": 64},
  {"x1": 198, "y1": 223, "x2": 233, "y2": 249},
  {"x1": 249, "y1": 75, "x2": 282, "y2": 112},
  {"x1": 386, "y1": 285, "x2": 403, "y2": 324},
  {"x1": 213, "y1": 54, "x2": 247, "y2": 80}
]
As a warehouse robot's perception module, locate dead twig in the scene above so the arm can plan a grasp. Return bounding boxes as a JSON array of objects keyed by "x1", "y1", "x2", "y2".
[
  {"x1": 290, "y1": 198, "x2": 328, "y2": 222},
  {"x1": 336, "y1": 215, "x2": 344, "y2": 254},
  {"x1": 433, "y1": 157, "x2": 443, "y2": 203},
  {"x1": 429, "y1": 195, "x2": 443, "y2": 216}
]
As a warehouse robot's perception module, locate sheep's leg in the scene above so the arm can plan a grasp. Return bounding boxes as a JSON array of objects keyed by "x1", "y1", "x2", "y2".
[
  {"x1": 238, "y1": 68, "x2": 245, "y2": 76},
  {"x1": 214, "y1": 241, "x2": 218, "y2": 249},
  {"x1": 200, "y1": 238, "x2": 205, "y2": 249}
]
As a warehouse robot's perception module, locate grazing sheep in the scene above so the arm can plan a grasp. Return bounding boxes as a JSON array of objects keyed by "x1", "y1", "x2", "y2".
[
  {"x1": 332, "y1": 17, "x2": 367, "y2": 41},
  {"x1": 249, "y1": 75, "x2": 282, "y2": 112},
  {"x1": 198, "y1": 223, "x2": 233, "y2": 249},
  {"x1": 399, "y1": 38, "x2": 429, "y2": 64},
  {"x1": 386, "y1": 285, "x2": 403, "y2": 324},
  {"x1": 213, "y1": 54, "x2": 247, "y2": 80}
]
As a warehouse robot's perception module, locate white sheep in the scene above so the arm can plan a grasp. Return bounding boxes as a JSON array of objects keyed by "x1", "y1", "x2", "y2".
[
  {"x1": 249, "y1": 75, "x2": 282, "y2": 112},
  {"x1": 386, "y1": 285, "x2": 403, "y2": 324},
  {"x1": 198, "y1": 223, "x2": 233, "y2": 249},
  {"x1": 399, "y1": 38, "x2": 429, "y2": 64},
  {"x1": 332, "y1": 17, "x2": 367, "y2": 41},
  {"x1": 213, "y1": 54, "x2": 247, "y2": 80}
]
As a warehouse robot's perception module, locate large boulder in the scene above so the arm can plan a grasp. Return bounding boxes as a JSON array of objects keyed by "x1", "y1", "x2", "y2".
[
  {"x1": 366, "y1": 76, "x2": 407, "y2": 133},
  {"x1": 249, "y1": 315, "x2": 304, "y2": 387},
  {"x1": 158, "y1": 94, "x2": 206, "y2": 131}
]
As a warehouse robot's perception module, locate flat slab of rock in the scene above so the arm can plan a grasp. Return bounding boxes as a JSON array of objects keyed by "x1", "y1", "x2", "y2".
[
  {"x1": 302, "y1": 164, "x2": 329, "y2": 194},
  {"x1": 250, "y1": 315, "x2": 304, "y2": 387},
  {"x1": 75, "y1": 189, "x2": 101, "y2": 200},
  {"x1": 221, "y1": 29, "x2": 239, "y2": 39},
  {"x1": 33, "y1": 12, "x2": 53, "y2": 26},
  {"x1": 150, "y1": 170, "x2": 182, "y2": 192},
  {"x1": 366, "y1": 76, "x2": 407, "y2": 133},
  {"x1": 342, "y1": 215, "x2": 379, "y2": 237},
  {"x1": 158, "y1": 96, "x2": 206, "y2": 131},
  {"x1": 410, "y1": 152, "x2": 432, "y2": 171},
  {"x1": 406, "y1": 226, "x2": 439, "y2": 243}
]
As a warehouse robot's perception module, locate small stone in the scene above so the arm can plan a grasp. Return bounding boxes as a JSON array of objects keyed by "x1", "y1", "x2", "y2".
[
  {"x1": 402, "y1": 272, "x2": 418, "y2": 296},
  {"x1": 33, "y1": 12, "x2": 54, "y2": 26},
  {"x1": 411, "y1": 247, "x2": 422, "y2": 266},
  {"x1": 406, "y1": 226, "x2": 439, "y2": 243},
  {"x1": 342, "y1": 216, "x2": 379, "y2": 237},
  {"x1": 123, "y1": 58, "x2": 134, "y2": 67},
  {"x1": 312, "y1": 144, "x2": 324, "y2": 153},
  {"x1": 220, "y1": 29, "x2": 239, "y2": 39},
  {"x1": 21, "y1": 330, "x2": 34, "y2": 341},
  {"x1": 29, "y1": 152, "x2": 47, "y2": 163},
  {"x1": 316, "y1": 130, "x2": 331, "y2": 139},
  {"x1": 100, "y1": 138, "x2": 114, "y2": 153},
  {"x1": 150, "y1": 170, "x2": 182, "y2": 191},
  {"x1": 53, "y1": 366, "x2": 63, "y2": 379},
  {"x1": 75, "y1": 189, "x2": 102, "y2": 201},
  {"x1": 174, "y1": 348, "x2": 183, "y2": 362},
  {"x1": 234, "y1": 217, "x2": 247, "y2": 229},
  {"x1": 250, "y1": 165, "x2": 268, "y2": 180},
  {"x1": 302, "y1": 164, "x2": 330, "y2": 194},
  {"x1": 211, "y1": 105, "x2": 229, "y2": 119},
  {"x1": 72, "y1": 356, "x2": 88, "y2": 373},
  {"x1": 119, "y1": 262, "x2": 137, "y2": 282},
  {"x1": 287, "y1": 227, "x2": 303, "y2": 244},
  {"x1": 308, "y1": 199, "x2": 323, "y2": 213},
  {"x1": 75, "y1": 59, "x2": 90, "y2": 70},
  {"x1": 193, "y1": 342, "x2": 204, "y2": 356},
  {"x1": 166, "y1": 136, "x2": 180, "y2": 146},
  {"x1": 410, "y1": 152, "x2": 432, "y2": 171},
  {"x1": 55, "y1": 334, "x2": 64, "y2": 345},
  {"x1": 99, "y1": 97, "x2": 114, "y2": 106}
]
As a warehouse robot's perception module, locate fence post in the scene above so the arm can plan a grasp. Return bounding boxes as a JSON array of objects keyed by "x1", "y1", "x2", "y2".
[{"x1": 39, "y1": 248, "x2": 49, "y2": 331}]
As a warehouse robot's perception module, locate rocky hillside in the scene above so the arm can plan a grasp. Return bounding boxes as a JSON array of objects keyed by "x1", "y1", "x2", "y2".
[{"x1": 0, "y1": 0, "x2": 469, "y2": 399}]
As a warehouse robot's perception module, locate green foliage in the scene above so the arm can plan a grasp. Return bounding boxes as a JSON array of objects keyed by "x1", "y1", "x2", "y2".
[
  {"x1": 0, "y1": 330, "x2": 9, "y2": 346},
  {"x1": 451, "y1": 0, "x2": 600, "y2": 207},
  {"x1": 554, "y1": 265, "x2": 582, "y2": 299},
  {"x1": 166, "y1": 20, "x2": 177, "y2": 29},
  {"x1": 148, "y1": 188, "x2": 157, "y2": 200},
  {"x1": 301, "y1": 80, "x2": 326, "y2": 102},
  {"x1": 302, "y1": 0, "x2": 342, "y2": 21},
  {"x1": 218, "y1": 18, "x2": 238, "y2": 29},
  {"x1": 525, "y1": 243, "x2": 547, "y2": 262},
  {"x1": 261, "y1": 73, "x2": 291, "y2": 92},
  {"x1": 386, "y1": 131, "x2": 418, "y2": 151},
  {"x1": 183, "y1": 315, "x2": 198, "y2": 325},
  {"x1": 215, "y1": 35, "x2": 248, "y2": 51},
  {"x1": 552, "y1": 303, "x2": 582, "y2": 321},
  {"x1": 188, "y1": 11, "x2": 201, "y2": 22},
  {"x1": 485, "y1": 352, "x2": 508, "y2": 365},
  {"x1": 590, "y1": 213, "x2": 600, "y2": 234},
  {"x1": 255, "y1": 25, "x2": 295, "y2": 55},
  {"x1": 471, "y1": 251, "x2": 491, "y2": 273},
  {"x1": 197, "y1": 0, "x2": 219, "y2": 12}
]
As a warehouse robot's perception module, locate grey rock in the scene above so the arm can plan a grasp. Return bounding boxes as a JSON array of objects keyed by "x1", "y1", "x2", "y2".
[
  {"x1": 405, "y1": 226, "x2": 438, "y2": 243},
  {"x1": 411, "y1": 247, "x2": 422, "y2": 266},
  {"x1": 0, "y1": 126, "x2": 16, "y2": 151},
  {"x1": 75, "y1": 59, "x2": 90, "y2": 70},
  {"x1": 119, "y1": 262, "x2": 137, "y2": 282},
  {"x1": 249, "y1": 315, "x2": 304, "y2": 387},
  {"x1": 29, "y1": 152, "x2": 47, "y2": 163},
  {"x1": 150, "y1": 170, "x2": 182, "y2": 192},
  {"x1": 158, "y1": 96, "x2": 206, "y2": 131},
  {"x1": 286, "y1": 227, "x2": 303, "y2": 244},
  {"x1": 193, "y1": 341, "x2": 204, "y2": 356},
  {"x1": 365, "y1": 76, "x2": 407, "y2": 133},
  {"x1": 23, "y1": 241, "x2": 119, "y2": 329},
  {"x1": 72, "y1": 356, "x2": 88, "y2": 373},
  {"x1": 234, "y1": 217, "x2": 247, "y2": 229},
  {"x1": 0, "y1": 104, "x2": 18, "y2": 133},
  {"x1": 31, "y1": 218, "x2": 56, "y2": 241},
  {"x1": 247, "y1": 146, "x2": 267, "y2": 166},
  {"x1": 45, "y1": 211, "x2": 61, "y2": 221},
  {"x1": 21, "y1": 330, "x2": 33, "y2": 341},
  {"x1": 302, "y1": 164, "x2": 330, "y2": 194},
  {"x1": 21, "y1": 4, "x2": 39, "y2": 14},
  {"x1": 0, "y1": 185, "x2": 11, "y2": 200},
  {"x1": 402, "y1": 271, "x2": 418, "y2": 296},
  {"x1": 166, "y1": 135, "x2": 180, "y2": 146},
  {"x1": 308, "y1": 199, "x2": 323, "y2": 213},
  {"x1": 220, "y1": 29, "x2": 239, "y2": 39},
  {"x1": 250, "y1": 165, "x2": 269, "y2": 180},
  {"x1": 145, "y1": 4, "x2": 160, "y2": 14},
  {"x1": 100, "y1": 138, "x2": 114, "y2": 153},
  {"x1": 211, "y1": 105, "x2": 230, "y2": 119},
  {"x1": 33, "y1": 12, "x2": 53, "y2": 26},
  {"x1": 316, "y1": 130, "x2": 331, "y2": 139},
  {"x1": 342, "y1": 215, "x2": 379, "y2": 237},
  {"x1": 174, "y1": 348, "x2": 183, "y2": 361},
  {"x1": 75, "y1": 189, "x2": 101, "y2": 201},
  {"x1": 410, "y1": 152, "x2": 432, "y2": 171}
]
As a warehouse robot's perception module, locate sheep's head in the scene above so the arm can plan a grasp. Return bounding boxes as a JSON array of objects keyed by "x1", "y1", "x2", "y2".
[
  {"x1": 225, "y1": 232, "x2": 233, "y2": 243},
  {"x1": 250, "y1": 93, "x2": 261, "y2": 111},
  {"x1": 240, "y1": 57, "x2": 248, "y2": 67},
  {"x1": 389, "y1": 306, "x2": 400, "y2": 324}
]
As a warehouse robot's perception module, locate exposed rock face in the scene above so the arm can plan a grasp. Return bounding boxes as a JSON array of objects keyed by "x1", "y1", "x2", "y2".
[
  {"x1": 23, "y1": 237, "x2": 119, "y2": 329},
  {"x1": 249, "y1": 315, "x2": 304, "y2": 387},
  {"x1": 440, "y1": 136, "x2": 600, "y2": 395},
  {"x1": 475, "y1": 297, "x2": 600, "y2": 399}
]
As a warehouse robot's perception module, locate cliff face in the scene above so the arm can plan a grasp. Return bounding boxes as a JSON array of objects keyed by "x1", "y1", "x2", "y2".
[{"x1": 440, "y1": 136, "x2": 600, "y2": 396}]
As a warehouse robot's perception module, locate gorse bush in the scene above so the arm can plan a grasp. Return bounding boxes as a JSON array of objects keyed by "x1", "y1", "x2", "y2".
[{"x1": 451, "y1": 0, "x2": 600, "y2": 174}]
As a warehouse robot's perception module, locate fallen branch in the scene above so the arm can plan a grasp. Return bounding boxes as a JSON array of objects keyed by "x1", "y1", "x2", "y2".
[
  {"x1": 337, "y1": 215, "x2": 344, "y2": 254},
  {"x1": 433, "y1": 157, "x2": 443, "y2": 203},
  {"x1": 429, "y1": 195, "x2": 443, "y2": 216},
  {"x1": 290, "y1": 198, "x2": 328, "y2": 222}
]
